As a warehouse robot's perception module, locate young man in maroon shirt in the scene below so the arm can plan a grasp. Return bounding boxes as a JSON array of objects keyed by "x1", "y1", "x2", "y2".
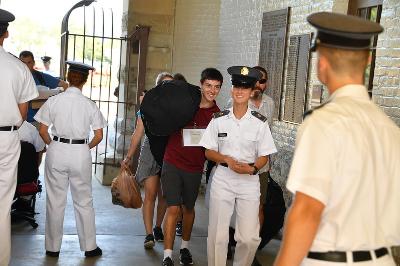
[{"x1": 161, "y1": 68, "x2": 223, "y2": 266}]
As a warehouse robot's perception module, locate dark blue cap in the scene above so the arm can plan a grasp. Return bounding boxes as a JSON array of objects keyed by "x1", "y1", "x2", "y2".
[
  {"x1": 66, "y1": 61, "x2": 95, "y2": 75},
  {"x1": 307, "y1": 12, "x2": 384, "y2": 51}
]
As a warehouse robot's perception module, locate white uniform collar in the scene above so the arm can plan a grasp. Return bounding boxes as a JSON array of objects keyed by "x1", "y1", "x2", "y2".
[
  {"x1": 228, "y1": 106, "x2": 253, "y2": 121},
  {"x1": 65, "y1": 86, "x2": 83, "y2": 95},
  {"x1": 0, "y1": 46, "x2": 5, "y2": 53},
  {"x1": 329, "y1": 84, "x2": 369, "y2": 101}
]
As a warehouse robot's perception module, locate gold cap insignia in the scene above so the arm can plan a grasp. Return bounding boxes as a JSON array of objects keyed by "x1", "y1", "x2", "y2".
[{"x1": 240, "y1": 67, "x2": 249, "y2": 76}]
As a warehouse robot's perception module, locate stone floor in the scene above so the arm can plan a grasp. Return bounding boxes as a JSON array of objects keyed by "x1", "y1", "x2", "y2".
[{"x1": 10, "y1": 169, "x2": 280, "y2": 266}]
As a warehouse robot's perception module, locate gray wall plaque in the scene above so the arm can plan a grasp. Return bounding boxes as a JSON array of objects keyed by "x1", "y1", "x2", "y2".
[
  {"x1": 283, "y1": 34, "x2": 312, "y2": 124},
  {"x1": 258, "y1": 8, "x2": 290, "y2": 120}
]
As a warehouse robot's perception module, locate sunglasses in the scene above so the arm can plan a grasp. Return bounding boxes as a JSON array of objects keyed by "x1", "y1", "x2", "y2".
[{"x1": 258, "y1": 79, "x2": 267, "y2": 84}]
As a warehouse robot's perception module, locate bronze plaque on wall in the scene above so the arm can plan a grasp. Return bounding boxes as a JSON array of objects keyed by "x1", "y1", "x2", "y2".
[
  {"x1": 258, "y1": 8, "x2": 290, "y2": 120},
  {"x1": 283, "y1": 34, "x2": 312, "y2": 124}
]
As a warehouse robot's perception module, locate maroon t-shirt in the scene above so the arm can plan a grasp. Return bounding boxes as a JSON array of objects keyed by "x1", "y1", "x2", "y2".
[{"x1": 164, "y1": 103, "x2": 220, "y2": 173}]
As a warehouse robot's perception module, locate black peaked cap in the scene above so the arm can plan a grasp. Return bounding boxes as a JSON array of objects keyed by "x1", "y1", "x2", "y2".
[
  {"x1": 307, "y1": 12, "x2": 384, "y2": 51},
  {"x1": 0, "y1": 9, "x2": 15, "y2": 26},
  {"x1": 227, "y1": 66, "x2": 262, "y2": 88},
  {"x1": 66, "y1": 61, "x2": 95, "y2": 75}
]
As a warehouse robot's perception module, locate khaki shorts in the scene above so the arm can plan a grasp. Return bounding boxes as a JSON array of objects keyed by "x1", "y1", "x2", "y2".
[{"x1": 259, "y1": 171, "x2": 270, "y2": 205}]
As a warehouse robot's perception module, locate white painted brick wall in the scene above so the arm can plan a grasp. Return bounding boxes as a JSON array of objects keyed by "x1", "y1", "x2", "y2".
[
  {"x1": 373, "y1": 0, "x2": 400, "y2": 126},
  {"x1": 172, "y1": 0, "x2": 221, "y2": 84}
]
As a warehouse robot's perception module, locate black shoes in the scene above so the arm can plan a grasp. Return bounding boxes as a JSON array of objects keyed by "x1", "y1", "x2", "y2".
[
  {"x1": 176, "y1": 221, "x2": 183, "y2": 236},
  {"x1": 144, "y1": 234, "x2": 155, "y2": 249},
  {"x1": 45, "y1": 250, "x2": 60, "y2": 257},
  {"x1": 179, "y1": 248, "x2": 193, "y2": 265},
  {"x1": 46, "y1": 247, "x2": 102, "y2": 258},
  {"x1": 162, "y1": 256, "x2": 174, "y2": 266},
  {"x1": 153, "y1": 226, "x2": 164, "y2": 242},
  {"x1": 85, "y1": 247, "x2": 102, "y2": 257}
]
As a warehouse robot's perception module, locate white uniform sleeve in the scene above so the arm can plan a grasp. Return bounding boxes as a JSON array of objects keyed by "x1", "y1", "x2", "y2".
[
  {"x1": 257, "y1": 122, "x2": 277, "y2": 157},
  {"x1": 91, "y1": 105, "x2": 107, "y2": 130},
  {"x1": 199, "y1": 118, "x2": 218, "y2": 151},
  {"x1": 34, "y1": 100, "x2": 52, "y2": 126},
  {"x1": 33, "y1": 129, "x2": 46, "y2": 152},
  {"x1": 17, "y1": 65, "x2": 38, "y2": 103},
  {"x1": 286, "y1": 118, "x2": 334, "y2": 205}
]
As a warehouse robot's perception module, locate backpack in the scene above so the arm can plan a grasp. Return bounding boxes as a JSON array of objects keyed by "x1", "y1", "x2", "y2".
[{"x1": 258, "y1": 175, "x2": 286, "y2": 249}]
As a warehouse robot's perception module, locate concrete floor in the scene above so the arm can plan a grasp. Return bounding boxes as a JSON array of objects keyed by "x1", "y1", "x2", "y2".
[{"x1": 10, "y1": 169, "x2": 280, "y2": 266}]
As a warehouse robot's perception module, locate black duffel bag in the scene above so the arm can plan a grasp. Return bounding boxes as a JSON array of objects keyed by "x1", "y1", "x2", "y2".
[{"x1": 140, "y1": 80, "x2": 201, "y2": 166}]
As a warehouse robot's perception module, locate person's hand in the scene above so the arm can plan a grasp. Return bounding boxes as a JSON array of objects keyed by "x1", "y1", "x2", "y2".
[
  {"x1": 121, "y1": 156, "x2": 131, "y2": 169},
  {"x1": 224, "y1": 156, "x2": 237, "y2": 170},
  {"x1": 232, "y1": 162, "x2": 254, "y2": 175}
]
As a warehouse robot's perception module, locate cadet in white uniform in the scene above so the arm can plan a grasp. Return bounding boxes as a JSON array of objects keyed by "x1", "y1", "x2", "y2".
[
  {"x1": 274, "y1": 13, "x2": 400, "y2": 266},
  {"x1": 35, "y1": 61, "x2": 107, "y2": 258},
  {"x1": 0, "y1": 9, "x2": 38, "y2": 266},
  {"x1": 200, "y1": 66, "x2": 277, "y2": 266}
]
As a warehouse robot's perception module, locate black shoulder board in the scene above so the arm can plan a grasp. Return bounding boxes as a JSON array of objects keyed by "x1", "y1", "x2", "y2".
[
  {"x1": 303, "y1": 101, "x2": 330, "y2": 119},
  {"x1": 213, "y1": 110, "x2": 230, "y2": 119},
  {"x1": 251, "y1": 111, "x2": 267, "y2": 122}
]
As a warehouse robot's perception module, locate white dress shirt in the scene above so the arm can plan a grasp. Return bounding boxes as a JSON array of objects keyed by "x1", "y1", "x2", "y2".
[
  {"x1": 200, "y1": 107, "x2": 277, "y2": 163},
  {"x1": 34, "y1": 86, "x2": 107, "y2": 139},
  {"x1": 0, "y1": 46, "x2": 38, "y2": 126},
  {"x1": 287, "y1": 84, "x2": 400, "y2": 252}
]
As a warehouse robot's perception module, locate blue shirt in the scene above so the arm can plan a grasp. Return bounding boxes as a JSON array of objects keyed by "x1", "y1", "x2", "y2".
[{"x1": 28, "y1": 71, "x2": 60, "y2": 122}]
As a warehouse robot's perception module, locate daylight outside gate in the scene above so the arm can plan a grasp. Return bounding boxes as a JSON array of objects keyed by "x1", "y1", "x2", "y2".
[{"x1": 59, "y1": 0, "x2": 149, "y2": 182}]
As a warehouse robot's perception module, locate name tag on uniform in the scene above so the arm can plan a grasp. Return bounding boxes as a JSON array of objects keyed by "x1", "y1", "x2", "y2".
[
  {"x1": 182, "y1": 128, "x2": 206, "y2": 147},
  {"x1": 218, "y1": 133, "x2": 227, "y2": 137}
]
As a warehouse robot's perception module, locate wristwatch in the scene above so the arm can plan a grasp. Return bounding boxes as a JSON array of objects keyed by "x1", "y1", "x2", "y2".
[{"x1": 252, "y1": 165, "x2": 259, "y2": 175}]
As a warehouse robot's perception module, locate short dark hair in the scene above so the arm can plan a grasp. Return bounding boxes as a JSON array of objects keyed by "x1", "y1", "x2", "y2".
[
  {"x1": 0, "y1": 25, "x2": 8, "y2": 37},
  {"x1": 173, "y1": 73, "x2": 187, "y2": 82},
  {"x1": 253, "y1": 66, "x2": 268, "y2": 81},
  {"x1": 19, "y1": 50, "x2": 35, "y2": 60},
  {"x1": 67, "y1": 70, "x2": 88, "y2": 87},
  {"x1": 200, "y1": 68, "x2": 223, "y2": 84}
]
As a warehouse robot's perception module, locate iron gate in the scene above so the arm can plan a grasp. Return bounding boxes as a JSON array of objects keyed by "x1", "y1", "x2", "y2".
[{"x1": 59, "y1": 0, "x2": 149, "y2": 174}]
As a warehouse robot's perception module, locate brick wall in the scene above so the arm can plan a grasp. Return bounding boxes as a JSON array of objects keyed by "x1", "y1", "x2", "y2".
[
  {"x1": 373, "y1": 0, "x2": 400, "y2": 126},
  {"x1": 172, "y1": 0, "x2": 220, "y2": 84}
]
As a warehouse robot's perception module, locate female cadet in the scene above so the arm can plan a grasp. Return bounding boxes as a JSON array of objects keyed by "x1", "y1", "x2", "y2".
[
  {"x1": 35, "y1": 61, "x2": 107, "y2": 257},
  {"x1": 121, "y1": 72, "x2": 173, "y2": 248},
  {"x1": 200, "y1": 66, "x2": 277, "y2": 266}
]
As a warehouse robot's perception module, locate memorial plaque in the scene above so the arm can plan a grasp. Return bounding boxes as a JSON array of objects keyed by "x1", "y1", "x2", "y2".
[
  {"x1": 283, "y1": 34, "x2": 312, "y2": 124},
  {"x1": 258, "y1": 8, "x2": 290, "y2": 120}
]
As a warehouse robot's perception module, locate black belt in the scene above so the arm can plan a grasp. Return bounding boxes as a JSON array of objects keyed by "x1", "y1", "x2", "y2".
[
  {"x1": 0, "y1": 126, "x2": 18, "y2": 131},
  {"x1": 308, "y1": 247, "x2": 389, "y2": 262},
  {"x1": 220, "y1": 162, "x2": 254, "y2": 167},
  {"x1": 53, "y1": 136, "x2": 88, "y2": 144}
]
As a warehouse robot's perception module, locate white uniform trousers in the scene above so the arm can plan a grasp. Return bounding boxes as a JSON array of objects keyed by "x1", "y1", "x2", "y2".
[
  {"x1": 208, "y1": 166, "x2": 261, "y2": 266},
  {"x1": 44, "y1": 141, "x2": 97, "y2": 252},
  {"x1": 302, "y1": 251, "x2": 396, "y2": 266},
  {"x1": 0, "y1": 132, "x2": 20, "y2": 266}
]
